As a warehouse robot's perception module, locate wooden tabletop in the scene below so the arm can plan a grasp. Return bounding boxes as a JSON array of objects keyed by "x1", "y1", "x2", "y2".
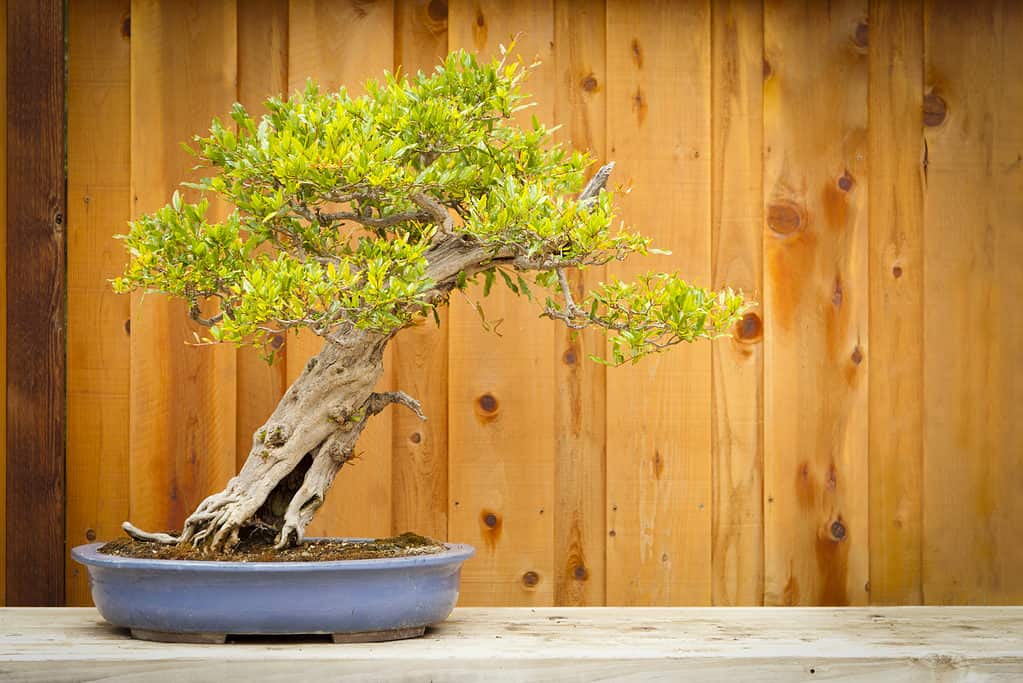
[{"x1": 2, "y1": 607, "x2": 1021, "y2": 681}]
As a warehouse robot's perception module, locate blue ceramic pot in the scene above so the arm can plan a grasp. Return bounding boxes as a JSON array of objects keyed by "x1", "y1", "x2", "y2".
[{"x1": 71, "y1": 539, "x2": 474, "y2": 643}]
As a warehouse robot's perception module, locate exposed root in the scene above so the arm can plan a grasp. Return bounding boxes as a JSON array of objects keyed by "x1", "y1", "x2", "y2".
[
  {"x1": 275, "y1": 433, "x2": 352, "y2": 549},
  {"x1": 178, "y1": 487, "x2": 267, "y2": 553},
  {"x1": 121, "y1": 521, "x2": 179, "y2": 545}
]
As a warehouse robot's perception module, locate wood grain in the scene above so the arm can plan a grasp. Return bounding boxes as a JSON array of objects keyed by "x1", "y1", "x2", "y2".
[
  {"x1": 551, "y1": 0, "x2": 606, "y2": 607},
  {"x1": 287, "y1": 0, "x2": 396, "y2": 540},
  {"x1": 235, "y1": 0, "x2": 290, "y2": 473},
  {"x1": 922, "y1": 0, "x2": 1023, "y2": 604},
  {"x1": 762, "y1": 0, "x2": 870, "y2": 606},
  {"x1": 128, "y1": 0, "x2": 238, "y2": 533},
  {"x1": 605, "y1": 0, "x2": 714, "y2": 606},
  {"x1": 66, "y1": 0, "x2": 132, "y2": 607},
  {"x1": 867, "y1": 0, "x2": 924, "y2": 605},
  {"x1": 5, "y1": 607, "x2": 1023, "y2": 680},
  {"x1": 447, "y1": 0, "x2": 557, "y2": 606},
  {"x1": 391, "y1": 0, "x2": 450, "y2": 541},
  {"x1": 5, "y1": 0, "x2": 66, "y2": 606},
  {"x1": 710, "y1": 0, "x2": 764, "y2": 607}
]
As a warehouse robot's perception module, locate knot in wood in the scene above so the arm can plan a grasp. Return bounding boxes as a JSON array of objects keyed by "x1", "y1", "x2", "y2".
[
  {"x1": 767, "y1": 201, "x2": 804, "y2": 235},
  {"x1": 837, "y1": 171, "x2": 854, "y2": 192},
  {"x1": 477, "y1": 393, "x2": 498, "y2": 413},
  {"x1": 923, "y1": 94, "x2": 947, "y2": 127},
  {"x1": 853, "y1": 21, "x2": 869, "y2": 49},
  {"x1": 736, "y1": 312, "x2": 763, "y2": 342},
  {"x1": 427, "y1": 0, "x2": 447, "y2": 21}
]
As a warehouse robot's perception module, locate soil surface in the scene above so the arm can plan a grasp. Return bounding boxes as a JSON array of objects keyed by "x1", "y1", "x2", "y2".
[{"x1": 99, "y1": 531, "x2": 447, "y2": 562}]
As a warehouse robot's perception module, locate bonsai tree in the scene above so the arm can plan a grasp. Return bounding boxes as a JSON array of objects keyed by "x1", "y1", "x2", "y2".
[{"x1": 117, "y1": 49, "x2": 745, "y2": 553}]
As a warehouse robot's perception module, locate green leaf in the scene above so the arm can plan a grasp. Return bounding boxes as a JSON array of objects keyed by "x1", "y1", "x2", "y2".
[{"x1": 498, "y1": 269, "x2": 518, "y2": 294}]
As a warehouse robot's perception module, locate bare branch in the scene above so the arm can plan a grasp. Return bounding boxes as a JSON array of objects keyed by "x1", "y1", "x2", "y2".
[
  {"x1": 557, "y1": 268, "x2": 583, "y2": 316},
  {"x1": 411, "y1": 192, "x2": 455, "y2": 237},
  {"x1": 189, "y1": 303, "x2": 224, "y2": 328},
  {"x1": 317, "y1": 209, "x2": 430, "y2": 229},
  {"x1": 365, "y1": 390, "x2": 427, "y2": 420},
  {"x1": 578, "y1": 161, "x2": 615, "y2": 206}
]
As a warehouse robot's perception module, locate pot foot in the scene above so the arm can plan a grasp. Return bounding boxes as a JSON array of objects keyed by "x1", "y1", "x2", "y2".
[
  {"x1": 131, "y1": 628, "x2": 227, "y2": 644},
  {"x1": 331, "y1": 626, "x2": 426, "y2": 643}
]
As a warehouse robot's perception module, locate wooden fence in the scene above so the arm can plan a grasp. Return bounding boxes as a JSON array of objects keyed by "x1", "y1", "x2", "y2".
[{"x1": 2, "y1": 0, "x2": 1021, "y2": 607}]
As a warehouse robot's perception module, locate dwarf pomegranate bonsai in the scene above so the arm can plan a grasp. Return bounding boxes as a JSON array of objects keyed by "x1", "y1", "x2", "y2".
[{"x1": 116, "y1": 49, "x2": 745, "y2": 553}]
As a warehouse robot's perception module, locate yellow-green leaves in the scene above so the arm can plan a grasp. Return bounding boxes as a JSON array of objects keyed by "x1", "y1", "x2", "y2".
[
  {"x1": 114, "y1": 47, "x2": 748, "y2": 365},
  {"x1": 581, "y1": 274, "x2": 747, "y2": 365}
]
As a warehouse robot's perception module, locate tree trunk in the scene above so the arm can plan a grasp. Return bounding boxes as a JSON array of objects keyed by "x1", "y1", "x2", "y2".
[{"x1": 171, "y1": 329, "x2": 392, "y2": 551}]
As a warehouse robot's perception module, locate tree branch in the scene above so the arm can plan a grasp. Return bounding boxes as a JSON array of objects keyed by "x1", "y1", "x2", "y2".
[
  {"x1": 364, "y1": 390, "x2": 427, "y2": 420},
  {"x1": 317, "y1": 209, "x2": 430, "y2": 229},
  {"x1": 411, "y1": 192, "x2": 455, "y2": 237},
  {"x1": 189, "y1": 303, "x2": 224, "y2": 328},
  {"x1": 578, "y1": 161, "x2": 615, "y2": 206}
]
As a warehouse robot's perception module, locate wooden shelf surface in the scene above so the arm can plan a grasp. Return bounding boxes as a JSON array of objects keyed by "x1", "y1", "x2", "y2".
[{"x1": 1, "y1": 607, "x2": 1021, "y2": 680}]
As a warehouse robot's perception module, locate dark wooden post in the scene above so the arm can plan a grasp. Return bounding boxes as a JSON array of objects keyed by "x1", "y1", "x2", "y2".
[{"x1": 5, "y1": 0, "x2": 66, "y2": 606}]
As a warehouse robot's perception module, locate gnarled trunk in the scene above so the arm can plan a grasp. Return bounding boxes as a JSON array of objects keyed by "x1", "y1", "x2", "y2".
[{"x1": 125, "y1": 329, "x2": 405, "y2": 552}]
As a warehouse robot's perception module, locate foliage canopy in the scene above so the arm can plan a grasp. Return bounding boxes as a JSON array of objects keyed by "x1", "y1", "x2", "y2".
[{"x1": 115, "y1": 48, "x2": 745, "y2": 365}]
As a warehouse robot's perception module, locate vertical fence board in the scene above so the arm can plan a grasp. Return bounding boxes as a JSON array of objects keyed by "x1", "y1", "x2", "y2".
[
  {"x1": 235, "y1": 0, "x2": 290, "y2": 473},
  {"x1": 391, "y1": 0, "x2": 450, "y2": 540},
  {"x1": 0, "y1": 0, "x2": 7, "y2": 607},
  {"x1": 710, "y1": 0, "x2": 764, "y2": 607},
  {"x1": 287, "y1": 0, "x2": 396, "y2": 539},
  {"x1": 129, "y1": 0, "x2": 238, "y2": 532},
  {"x1": 867, "y1": 0, "x2": 924, "y2": 605},
  {"x1": 763, "y1": 0, "x2": 869, "y2": 606},
  {"x1": 922, "y1": 0, "x2": 1023, "y2": 604},
  {"x1": 66, "y1": 0, "x2": 132, "y2": 606},
  {"x1": 5, "y1": 0, "x2": 65, "y2": 606},
  {"x1": 605, "y1": 0, "x2": 713, "y2": 606},
  {"x1": 447, "y1": 0, "x2": 557, "y2": 606},
  {"x1": 552, "y1": 0, "x2": 606, "y2": 607}
]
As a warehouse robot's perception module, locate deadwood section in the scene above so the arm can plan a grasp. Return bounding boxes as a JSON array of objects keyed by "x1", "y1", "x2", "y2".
[
  {"x1": 447, "y1": 0, "x2": 557, "y2": 607},
  {"x1": 391, "y1": 0, "x2": 450, "y2": 541},
  {"x1": 287, "y1": 0, "x2": 396, "y2": 539},
  {"x1": 551, "y1": 0, "x2": 607, "y2": 607},
  {"x1": 867, "y1": 0, "x2": 924, "y2": 605},
  {"x1": 235, "y1": 1, "x2": 290, "y2": 474},
  {"x1": 66, "y1": 0, "x2": 132, "y2": 606},
  {"x1": 763, "y1": 0, "x2": 869, "y2": 606},
  {"x1": 129, "y1": 0, "x2": 238, "y2": 533},
  {"x1": 5, "y1": 0, "x2": 65, "y2": 606},
  {"x1": 922, "y1": 0, "x2": 1023, "y2": 604},
  {"x1": 710, "y1": 0, "x2": 764, "y2": 606},
  {"x1": 605, "y1": 0, "x2": 714, "y2": 606}
]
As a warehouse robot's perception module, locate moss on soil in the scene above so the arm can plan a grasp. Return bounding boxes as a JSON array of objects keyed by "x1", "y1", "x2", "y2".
[{"x1": 99, "y1": 531, "x2": 446, "y2": 562}]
